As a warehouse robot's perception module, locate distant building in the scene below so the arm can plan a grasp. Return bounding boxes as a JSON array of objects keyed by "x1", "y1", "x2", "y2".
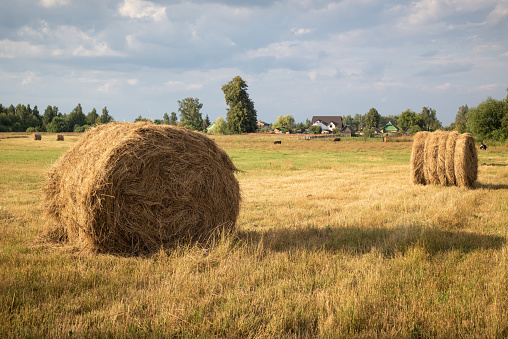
[
  {"x1": 257, "y1": 121, "x2": 271, "y2": 130},
  {"x1": 382, "y1": 121, "x2": 399, "y2": 134},
  {"x1": 341, "y1": 125, "x2": 355, "y2": 137},
  {"x1": 311, "y1": 116, "x2": 343, "y2": 132}
]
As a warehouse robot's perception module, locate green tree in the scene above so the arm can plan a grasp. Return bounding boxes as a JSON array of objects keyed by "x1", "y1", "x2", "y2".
[
  {"x1": 43, "y1": 106, "x2": 58, "y2": 128},
  {"x1": 364, "y1": 108, "x2": 380, "y2": 129},
  {"x1": 454, "y1": 105, "x2": 468, "y2": 133},
  {"x1": 309, "y1": 125, "x2": 322, "y2": 134},
  {"x1": 47, "y1": 116, "x2": 68, "y2": 133},
  {"x1": 419, "y1": 107, "x2": 441, "y2": 131},
  {"x1": 66, "y1": 103, "x2": 87, "y2": 132},
  {"x1": 209, "y1": 117, "x2": 228, "y2": 135},
  {"x1": 466, "y1": 97, "x2": 508, "y2": 141},
  {"x1": 99, "y1": 106, "x2": 113, "y2": 124},
  {"x1": 169, "y1": 112, "x2": 178, "y2": 125},
  {"x1": 178, "y1": 97, "x2": 204, "y2": 131},
  {"x1": 222, "y1": 76, "x2": 257, "y2": 134},
  {"x1": 163, "y1": 113, "x2": 170, "y2": 125},
  {"x1": 343, "y1": 115, "x2": 353, "y2": 126},
  {"x1": 363, "y1": 127, "x2": 374, "y2": 139},
  {"x1": 272, "y1": 115, "x2": 295, "y2": 133},
  {"x1": 203, "y1": 114, "x2": 211, "y2": 131},
  {"x1": 397, "y1": 109, "x2": 421, "y2": 132},
  {"x1": 134, "y1": 115, "x2": 151, "y2": 122},
  {"x1": 86, "y1": 108, "x2": 99, "y2": 125}
]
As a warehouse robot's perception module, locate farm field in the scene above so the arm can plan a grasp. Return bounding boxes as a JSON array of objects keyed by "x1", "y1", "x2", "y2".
[{"x1": 1, "y1": 132, "x2": 507, "y2": 337}]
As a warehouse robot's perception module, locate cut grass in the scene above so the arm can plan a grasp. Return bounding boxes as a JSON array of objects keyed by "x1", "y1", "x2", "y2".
[{"x1": 0, "y1": 133, "x2": 507, "y2": 337}]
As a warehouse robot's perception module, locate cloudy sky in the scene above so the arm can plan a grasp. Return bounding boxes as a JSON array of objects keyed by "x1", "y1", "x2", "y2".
[{"x1": 1, "y1": 0, "x2": 507, "y2": 126}]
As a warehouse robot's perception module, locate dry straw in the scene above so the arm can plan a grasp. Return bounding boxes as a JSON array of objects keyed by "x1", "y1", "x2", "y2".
[
  {"x1": 445, "y1": 131, "x2": 460, "y2": 185},
  {"x1": 454, "y1": 133, "x2": 478, "y2": 188},
  {"x1": 409, "y1": 131, "x2": 430, "y2": 185},
  {"x1": 56, "y1": 134, "x2": 64, "y2": 141},
  {"x1": 33, "y1": 133, "x2": 42, "y2": 140},
  {"x1": 410, "y1": 130, "x2": 477, "y2": 188},
  {"x1": 43, "y1": 122, "x2": 241, "y2": 255}
]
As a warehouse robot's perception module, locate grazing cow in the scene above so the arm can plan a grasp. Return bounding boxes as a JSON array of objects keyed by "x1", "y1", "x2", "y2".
[
  {"x1": 333, "y1": 138, "x2": 341, "y2": 142},
  {"x1": 480, "y1": 144, "x2": 487, "y2": 150},
  {"x1": 274, "y1": 140, "x2": 282, "y2": 144}
]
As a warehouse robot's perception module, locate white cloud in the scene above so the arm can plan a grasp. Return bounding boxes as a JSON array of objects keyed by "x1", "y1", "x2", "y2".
[
  {"x1": 127, "y1": 79, "x2": 139, "y2": 85},
  {"x1": 292, "y1": 28, "x2": 312, "y2": 36},
  {"x1": 39, "y1": 0, "x2": 70, "y2": 8},
  {"x1": 164, "y1": 80, "x2": 203, "y2": 90},
  {"x1": 118, "y1": 0, "x2": 167, "y2": 22},
  {"x1": 21, "y1": 72, "x2": 41, "y2": 86}
]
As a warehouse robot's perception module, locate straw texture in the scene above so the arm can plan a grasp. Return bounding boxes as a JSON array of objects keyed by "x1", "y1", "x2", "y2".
[{"x1": 43, "y1": 122, "x2": 241, "y2": 255}]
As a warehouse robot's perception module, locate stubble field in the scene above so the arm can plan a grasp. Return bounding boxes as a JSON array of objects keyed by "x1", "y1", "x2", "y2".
[{"x1": 1, "y1": 132, "x2": 507, "y2": 338}]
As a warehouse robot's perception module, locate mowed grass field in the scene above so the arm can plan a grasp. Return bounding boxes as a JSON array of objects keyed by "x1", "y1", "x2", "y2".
[{"x1": 1, "y1": 132, "x2": 507, "y2": 338}]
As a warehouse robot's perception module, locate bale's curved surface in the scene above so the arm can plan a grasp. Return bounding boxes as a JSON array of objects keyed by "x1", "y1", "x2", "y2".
[
  {"x1": 445, "y1": 131, "x2": 460, "y2": 186},
  {"x1": 424, "y1": 131, "x2": 442, "y2": 185},
  {"x1": 56, "y1": 134, "x2": 64, "y2": 141},
  {"x1": 43, "y1": 122, "x2": 241, "y2": 255},
  {"x1": 410, "y1": 131, "x2": 430, "y2": 185},
  {"x1": 454, "y1": 133, "x2": 478, "y2": 188},
  {"x1": 436, "y1": 132, "x2": 449, "y2": 185},
  {"x1": 33, "y1": 133, "x2": 41, "y2": 140}
]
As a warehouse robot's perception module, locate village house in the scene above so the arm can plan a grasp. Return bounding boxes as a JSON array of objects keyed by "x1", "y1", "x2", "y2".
[
  {"x1": 381, "y1": 121, "x2": 399, "y2": 134},
  {"x1": 311, "y1": 116, "x2": 343, "y2": 132}
]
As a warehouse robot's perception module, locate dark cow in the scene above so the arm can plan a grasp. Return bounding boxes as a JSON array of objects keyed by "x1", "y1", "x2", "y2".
[
  {"x1": 333, "y1": 138, "x2": 341, "y2": 142},
  {"x1": 274, "y1": 140, "x2": 282, "y2": 144},
  {"x1": 480, "y1": 144, "x2": 487, "y2": 150}
]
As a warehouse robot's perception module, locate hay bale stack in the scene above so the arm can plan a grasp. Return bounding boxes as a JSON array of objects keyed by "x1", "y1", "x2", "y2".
[
  {"x1": 56, "y1": 134, "x2": 64, "y2": 141},
  {"x1": 43, "y1": 122, "x2": 241, "y2": 255},
  {"x1": 33, "y1": 133, "x2": 42, "y2": 140},
  {"x1": 410, "y1": 131, "x2": 430, "y2": 185},
  {"x1": 410, "y1": 131, "x2": 478, "y2": 188}
]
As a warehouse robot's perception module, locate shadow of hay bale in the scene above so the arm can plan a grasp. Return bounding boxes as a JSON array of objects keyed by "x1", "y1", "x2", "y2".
[
  {"x1": 236, "y1": 226, "x2": 506, "y2": 257},
  {"x1": 42, "y1": 122, "x2": 241, "y2": 255}
]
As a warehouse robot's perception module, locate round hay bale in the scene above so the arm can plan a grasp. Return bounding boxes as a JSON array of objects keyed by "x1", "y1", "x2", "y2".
[
  {"x1": 410, "y1": 131, "x2": 430, "y2": 185},
  {"x1": 33, "y1": 133, "x2": 42, "y2": 140},
  {"x1": 454, "y1": 133, "x2": 478, "y2": 188},
  {"x1": 423, "y1": 131, "x2": 442, "y2": 185},
  {"x1": 444, "y1": 131, "x2": 460, "y2": 186},
  {"x1": 43, "y1": 122, "x2": 241, "y2": 255},
  {"x1": 56, "y1": 134, "x2": 64, "y2": 141}
]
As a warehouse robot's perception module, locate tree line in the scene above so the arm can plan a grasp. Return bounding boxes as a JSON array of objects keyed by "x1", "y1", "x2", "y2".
[
  {"x1": 2, "y1": 76, "x2": 507, "y2": 142},
  {"x1": 0, "y1": 103, "x2": 114, "y2": 133}
]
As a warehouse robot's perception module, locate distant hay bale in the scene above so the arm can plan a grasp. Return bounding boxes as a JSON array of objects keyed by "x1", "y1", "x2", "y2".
[
  {"x1": 33, "y1": 133, "x2": 42, "y2": 140},
  {"x1": 454, "y1": 133, "x2": 478, "y2": 188},
  {"x1": 410, "y1": 130, "x2": 477, "y2": 188},
  {"x1": 445, "y1": 131, "x2": 460, "y2": 186},
  {"x1": 410, "y1": 131, "x2": 430, "y2": 185},
  {"x1": 56, "y1": 134, "x2": 64, "y2": 141},
  {"x1": 43, "y1": 122, "x2": 241, "y2": 255}
]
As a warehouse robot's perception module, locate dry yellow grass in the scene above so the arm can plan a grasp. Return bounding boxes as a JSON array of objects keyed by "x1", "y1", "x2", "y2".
[{"x1": 1, "y1": 133, "x2": 507, "y2": 337}]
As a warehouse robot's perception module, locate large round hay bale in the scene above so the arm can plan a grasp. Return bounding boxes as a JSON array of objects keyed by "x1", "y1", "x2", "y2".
[
  {"x1": 454, "y1": 133, "x2": 478, "y2": 188},
  {"x1": 423, "y1": 131, "x2": 442, "y2": 185},
  {"x1": 33, "y1": 133, "x2": 42, "y2": 140},
  {"x1": 444, "y1": 131, "x2": 460, "y2": 185},
  {"x1": 56, "y1": 134, "x2": 64, "y2": 141},
  {"x1": 410, "y1": 131, "x2": 430, "y2": 185},
  {"x1": 410, "y1": 130, "x2": 477, "y2": 188},
  {"x1": 43, "y1": 122, "x2": 241, "y2": 255}
]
